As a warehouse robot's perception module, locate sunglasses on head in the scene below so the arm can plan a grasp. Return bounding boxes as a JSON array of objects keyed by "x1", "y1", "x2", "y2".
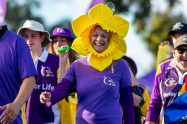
[{"x1": 175, "y1": 47, "x2": 187, "y2": 54}]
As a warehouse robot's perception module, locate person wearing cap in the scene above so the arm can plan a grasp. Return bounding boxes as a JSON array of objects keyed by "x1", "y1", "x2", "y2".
[
  {"x1": 0, "y1": 2, "x2": 37, "y2": 124},
  {"x1": 17, "y1": 20, "x2": 61, "y2": 124},
  {"x1": 40, "y1": 3, "x2": 135, "y2": 124},
  {"x1": 48, "y1": 27, "x2": 78, "y2": 124},
  {"x1": 146, "y1": 22, "x2": 187, "y2": 124},
  {"x1": 48, "y1": 26, "x2": 79, "y2": 82}
]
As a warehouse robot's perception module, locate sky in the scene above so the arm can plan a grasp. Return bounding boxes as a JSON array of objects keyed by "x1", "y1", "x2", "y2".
[
  {"x1": 15, "y1": 0, "x2": 187, "y2": 77},
  {"x1": 35, "y1": 0, "x2": 153, "y2": 78}
]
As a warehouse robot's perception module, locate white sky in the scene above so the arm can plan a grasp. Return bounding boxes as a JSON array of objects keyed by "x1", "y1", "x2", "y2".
[{"x1": 16, "y1": 0, "x2": 187, "y2": 77}]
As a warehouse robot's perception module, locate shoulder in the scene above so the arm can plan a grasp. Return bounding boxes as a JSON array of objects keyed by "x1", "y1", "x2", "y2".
[
  {"x1": 74, "y1": 56, "x2": 87, "y2": 64},
  {"x1": 8, "y1": 30, "x2": 24, "y2": 40},
  {"x1": 47, "y1": 53, "x2": 59, "y2": 63},
  {"x1": 48, "y1": 53, "x2": 59, "y2": 59},
  {"x1": 156, "y1": 57, "x2": 173, "y2": 76},
  {"x1": 115, "y1": 58, "x2": 129, "y2": 68},
  {"x1": 4, "y1": 30, "x2": 25, "y2": 43},
  {"x1": 68, "y1": 57, "x2": 89, "y2": 71}
]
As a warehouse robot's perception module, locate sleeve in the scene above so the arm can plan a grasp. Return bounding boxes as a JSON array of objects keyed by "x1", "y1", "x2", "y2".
[
  {"x1": 120, "y1": 86, "x2": 135, "y2": 124},
  {"x1": 50, "y1": 62, "x2": 76, "y2": 104},
  {"x1": 120, "y1": 61, "x2": 135, "y2": 124},
  {"x1": 146, "y1": 67, "x2": 162, "y2": 122},
  {"x1": 50, "y1": 78, "x2": 73, "y2": 105}
]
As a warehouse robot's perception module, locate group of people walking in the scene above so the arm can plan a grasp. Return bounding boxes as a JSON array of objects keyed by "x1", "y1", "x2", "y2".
[{"x1": 1, "y1": 2, "x2": 187, "y2": 124}]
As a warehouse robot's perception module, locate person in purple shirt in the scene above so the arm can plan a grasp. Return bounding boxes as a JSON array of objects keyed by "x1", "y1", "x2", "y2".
[
  {"x1": 0, "y1": 25, "x2": 37, "y2": 123},
  {"x1": 40, "y1": 4, "x2": 135, "y2": 124},
  {"x1": 146, "y1": 22, "x2": 187, "y2": 124},
  {"x1": 48, "y1": 26, "x2": 78, "y2": 124},
  {"x1": 17, "y1": 20, "x2": 60, "y2": 124},
  {"x1": 1, "y1": 2, "x2": 37, "y2": 123}
]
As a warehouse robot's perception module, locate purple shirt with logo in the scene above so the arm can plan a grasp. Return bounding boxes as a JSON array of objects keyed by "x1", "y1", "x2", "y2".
[
  {"x1": 26, "y1": 52, "x2": 59, "y2": 124},
  {"x1": 50, "y1": 57, "x2": 135, "y2": 124},
  {"x1": 146, "y1": 58, "x2": 183, "y2": 122},
  {"x1": 0, "y1": 28, "x2": 37, "y2": 124}
]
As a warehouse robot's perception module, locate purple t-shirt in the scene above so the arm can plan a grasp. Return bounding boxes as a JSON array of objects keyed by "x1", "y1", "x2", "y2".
[
  {"x1": 50, "y1": 57, "x2": 135, "y2": 124},
  {"x1": 0, "y1": 29, "x2": 37, "y2": 124},
  {"x1": 26, "y1": 53, "x2": 59, "y2": 124}
]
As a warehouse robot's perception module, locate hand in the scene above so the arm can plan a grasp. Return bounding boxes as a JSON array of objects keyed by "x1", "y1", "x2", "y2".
[
  {"x1": 58, "y1": 45, "x2": 71, "y2": 53},
  {"x1": 58, "y1": 46, "x2": 69, "y2": 82},
  {"x1": 59, "y1": 46, "x2": 69, "y2": 63},
  {"x1": 40, "y1": 91, "x2": 51, "y2": 103},
  {"x1": 0, "y1": 102, "x2": 21, "y2": 123}
]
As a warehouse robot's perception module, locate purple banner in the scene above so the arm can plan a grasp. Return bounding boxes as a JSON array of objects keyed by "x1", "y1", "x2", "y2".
[{"x1": 137, "y1": 68, "x2": 156, "y2": 95}]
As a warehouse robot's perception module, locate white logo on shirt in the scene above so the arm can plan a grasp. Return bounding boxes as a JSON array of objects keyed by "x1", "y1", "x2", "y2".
[
  {"x1": 103, "y1": 76, "x2": 116, "y2": 86},
  {"x1": 164, "y1": 78, "x2": 177, "y2": 87},
  {"x1": 41, "y1": 66, "x2": 54, "y2": 77},
  {"x1": 35, "y1": 83, "x2": 55, "y2": 91}
]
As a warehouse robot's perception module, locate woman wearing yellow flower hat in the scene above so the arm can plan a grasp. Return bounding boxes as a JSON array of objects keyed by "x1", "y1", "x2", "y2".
[{"x1": 40, "y1": 3, "x2": 135, "y2": 124}]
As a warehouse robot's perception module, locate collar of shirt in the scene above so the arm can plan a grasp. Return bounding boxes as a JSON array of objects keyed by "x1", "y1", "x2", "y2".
[
  {"x1": 170, "y1": 59, "x2": 187, "y2": 84},
  {"x1": 34, "y1": 48, "x2": 48, "y2": 68}
]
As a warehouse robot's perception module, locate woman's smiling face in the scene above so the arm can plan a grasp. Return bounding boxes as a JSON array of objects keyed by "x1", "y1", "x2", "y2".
[{"x1": 90, "y1": 26, "x2": 111, "y2": 53}]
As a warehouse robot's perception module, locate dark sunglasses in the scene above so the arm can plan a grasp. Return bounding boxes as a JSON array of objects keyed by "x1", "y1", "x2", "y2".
[{"x1": 175, "y1": 47, "x2": 187, "y2": 54}]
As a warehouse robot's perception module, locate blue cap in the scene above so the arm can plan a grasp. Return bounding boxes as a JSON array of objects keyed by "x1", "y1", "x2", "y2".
[{"x1": 169, "y1": 22, "x2": 187, "y2": 36}]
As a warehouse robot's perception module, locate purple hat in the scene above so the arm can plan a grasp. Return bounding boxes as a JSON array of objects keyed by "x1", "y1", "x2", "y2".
[{"x1": 50, "y1": 27, "x2": 74, "y2": 41}]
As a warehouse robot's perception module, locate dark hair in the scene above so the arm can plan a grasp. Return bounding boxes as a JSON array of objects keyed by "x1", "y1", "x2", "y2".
[{"x1": 123, "y1": 56, "x2": 137, "y2": 76}]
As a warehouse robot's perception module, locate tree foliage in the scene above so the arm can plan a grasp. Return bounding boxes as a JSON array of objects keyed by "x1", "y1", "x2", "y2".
[
  {"x1": 106, "y1": 0, "x2": 186, "y2": 62},
  {"x1": 6, "y1": 0, "x2": 187, "y2": 65},
  {"x1": 6, "y1": 0, "x2": 43, "y2": 31},
  {"x1": 143, "y1": 12, "x2": 184, "y2": 55},
  {"x1": 6, "y1": 0, "x2": 73, "y2": 35}
]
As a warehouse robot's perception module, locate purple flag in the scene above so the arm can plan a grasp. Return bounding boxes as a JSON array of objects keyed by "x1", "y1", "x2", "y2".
[
  {"x1": 137, "y1": 68, "x2": 156, "y2": 95},
  {"x1": 0, "y1": 0, "x2": 7, "y2": 26}
]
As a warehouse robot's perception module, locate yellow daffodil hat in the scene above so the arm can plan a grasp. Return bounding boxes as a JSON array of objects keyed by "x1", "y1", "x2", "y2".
[{"x1": 71, "y1": 3, "x2": 129, "y2": 71}]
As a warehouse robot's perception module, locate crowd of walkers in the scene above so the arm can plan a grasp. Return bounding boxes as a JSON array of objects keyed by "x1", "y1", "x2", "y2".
[{"x1": 1, "y1": 1, "x2": 187, "y2": 124}]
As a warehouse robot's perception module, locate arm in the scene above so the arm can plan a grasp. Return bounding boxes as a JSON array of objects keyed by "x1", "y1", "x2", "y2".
[
  {"x1": 120, "y1": 64, "x2": 135, "y2": 124},
  {"x1": 145, "y1": 121, "x2": 157, "y2": 124},
  {"x1": 57, "y1": 51, "x2": 69, "y2": 83},
  {"x1": 120, "y1": 86, "x2": 135, "y2": 124},
  {"x1": 40, "y1": 78, "x2": 73, "y2": 105},
  {"x1": 129, "y1": 68, "x2": 144, "y2": 107},
  {"x1": 130, "y1": 69, "x2": 137, "y2": 86},
  {"x1": 41, "y1": 61, "x2": 76, "y2": 105},
  {"x1": 146, "y1": 71, "x2": 162, "y2": 123},
  {"x1": 0, "y1": 76, "x2": 36, "y2": 123},
  {"x1": 133, "y1": 92, "x2": 143, "y2": 107}
]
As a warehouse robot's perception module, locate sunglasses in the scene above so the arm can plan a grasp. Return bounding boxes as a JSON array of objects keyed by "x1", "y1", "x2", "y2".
[{"x1": 175, "y1": 47, "x2": 187, "y2": 54}]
